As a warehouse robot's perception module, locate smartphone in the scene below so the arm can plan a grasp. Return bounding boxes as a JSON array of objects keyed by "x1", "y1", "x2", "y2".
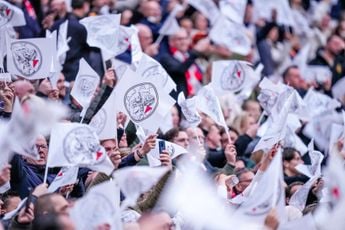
[
  {"x1": 105, "y1": 59, "x2": 113, "y2": 70},
  {"x1": 226, "y1": 176, "x2": 239, "y2": 188},
  {"x1": 25, "y1": 187, "x2": 33, "y2": 212},
  {"x1": 159, "y1": 140, "x2": 166, "y2": 153}
]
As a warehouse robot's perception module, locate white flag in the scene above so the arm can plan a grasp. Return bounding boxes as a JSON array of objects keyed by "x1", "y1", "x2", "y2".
[
  {"x1": 48, "y1": 166, "x2": 79, "y2": 193},
  {"x1": 252, "y1": 0, "x2": 294, "y2": 26},
  {"x1": 303, "y1": 66, "x2": 332, "y2": 84},
  {"x1": 115, "y1": 64, "x2": 175, "y2": 132},
  {"x1": 6, "y1": 35, "x2": 56, "y2": 79},
  {"x1": 197, "y1": 84, "x2": 227, "y2": 130},
  {"x1": 160, "y1": 160, "x2": 234, "y2": 230},
  {"x1": 70, "y1": 180, "x2": 121, "y2": 230},
  {"x1": 56, "y1": 19, "x2": 70, "y2": 66},
  {"x1": 70, "y1": 58, "x2": 100, "y2": 109},
  {"x1": 80, "y1": 14, "x2": 121, "y2": 60},
  {"x1": 211, "y1": 60, "x2": 259, "y2": 94},
  {"x1": 89, "y1": 88, "x2": 117, "y2": 141},
  {"x1": 289, "y1": 176, "x2": 318, "y2": 211},
  {"x1": 159, "y1": 4, "x2": 183, "y2": 36},
  {"x1": 295, "y1": 139, "x2": 324, "y2": 178},
  {"x1": 47, "y1": 123, "x2": 114, "y2": 175},
  {"x1": 187, "y1": 0, "x2": 220, "y2": 25},
  {"x1": 278, "y1": 214, "x2": 317, "y2": 230},
  {"x1": 129, "y1": 25, "x2": 143, "y2": 65},
  {"x1": 332, "y1": 77, "x2": 345, "y2": 104},
  {"x1": 113, "y1": 166, "x2": 168, "y2": 208},
  {"x1": 220, "y1": 0, "x2": 247, "y2": 24},
  {"x1": 210, "y1": 15, "x2": 251, "y2": 56},
  {"x1": 177, "y1": 92, "x2": 201, "y2": 128},
  {"x1": 0, "y1": 0, "x2": 26, "y2": 27},
  {"x1": 233, "y1": 148, "x2": 286, "y2": 226},
  {"x1": 283, "y1": 114, "x2": 308, "y2": 155},
  {"x1": 147, "y1": 139, "x2": 188, "y2": 167}
]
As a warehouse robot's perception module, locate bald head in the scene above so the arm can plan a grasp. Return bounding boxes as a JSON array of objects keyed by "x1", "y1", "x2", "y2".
[
  {"x1": 169, "y1": 28, "x2": 190, "y2": 52},
  {"x1": 13, "y1": 80, "x2": 35, "y2": 100},
  {"x1": 136, "y1": 23, "x2": 153, "y2": 50}
]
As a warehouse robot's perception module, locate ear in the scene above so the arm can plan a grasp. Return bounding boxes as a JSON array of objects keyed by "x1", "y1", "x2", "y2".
[{"x1": 283, "y1": 160, "x2": 289, "y2": 169}]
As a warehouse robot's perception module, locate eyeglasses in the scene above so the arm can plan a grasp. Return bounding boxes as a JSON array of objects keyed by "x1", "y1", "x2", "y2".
[{"x1": 36, "y1": 144, "x2": 48, "y2": 150}]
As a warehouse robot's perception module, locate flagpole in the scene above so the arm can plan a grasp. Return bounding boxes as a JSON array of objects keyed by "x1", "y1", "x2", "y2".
[
  {"x1": 257, "y1": 111, "x2": 266, "y2": 125},
  {"x1": 154, "y1": 34, "x2": 164, "y2": 45},
  {"x1": 43, "y1": 165, "x2": 49, "y2": 184}
]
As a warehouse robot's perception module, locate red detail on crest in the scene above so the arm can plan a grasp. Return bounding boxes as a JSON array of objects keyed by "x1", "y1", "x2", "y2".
[
  {"x1": 144, "y1": 105, "x2": 152, "y2": 113},
  {"x1": 5, "y1": 8, "x2": 10, "y2": 16},
  {"x1": 237, "y1": 70, "x2": 241, "y2": 78},
  {"x1": 21, "y1": 103, "x2": 30, "y2": 114},
  {"x1": 96, "y1": 151, "x2": 103, "y2": 160},
  {"x1": 332, "y1": 187, "x2": 340, "y2": 199},
  {"x1": 57, "y1": 171, "x2": 63, "y2": 177},
  {"x1": 32, "y1": 59, "x2": 39, "y2": 68}
]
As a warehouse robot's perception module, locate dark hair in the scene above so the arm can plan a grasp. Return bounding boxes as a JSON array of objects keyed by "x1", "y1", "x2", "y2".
[
  {"x1": 32, "y1": 214, "x2": 65, "y2": 230},
  {"x1": 256, "y1": 22, "x2": 279, "y2": 42},
  {"x1": 234, "y1": 168, "x2": 252, "y2": 180},
  {"x1": 34, "y1": 193, "x2": 62, "y2": 216},
  {"x1": 282, "y1": 65, "x2": 298, "y2": 82},
  {"x1": 162, "y1": 127, "x2": 183, "y2": 142},
  {"x1": 286, "y1": 181, "x2": 304, "y2": 199},
  {"x1": 283, "y1": 147, "x2": 299, "y2": 162},
  {"x1": 71, "y1": 0, "x2": 85, "y2": 9}
]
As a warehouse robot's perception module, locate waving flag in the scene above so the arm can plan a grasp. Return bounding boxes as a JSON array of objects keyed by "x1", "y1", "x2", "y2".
[
  {"x1": 80, "y1": 14, "x2": 121, "y2": 60},
  {"x1": 70, "y1": 58, "x2": 100, "y2": 110},
  {"x1": 47, "y1": 123, "x2": 114, "y2": 175},
  {"x1": 220, "y1": 0, "x2": 247, "y2": 24},
  {"x1": 89, "y1": 88, "x2": 117, "y2": 141},
  {"x1": 115, "y1": 62, "x2": 175, "y2": 132},
  {"x1": 289, "y1": 176, "x2": 318, "y2": 212},
  {"x1": 211, "y1": 60, "x2": 259, "y2": 95},
  {"x1": 233, "y1": 148, "x2": 286, "y2": 226},
  {"x1": 158, "y1": 4, "x2": 183, "y2": 36},
  {"x1": 197, "y1": 85, "x2": 227, "y2": 131},
  {"x1": 187, "y1": 0, "x2": 220, "y2": 25},
  {"x1": 6, "y1": 35, "x2": 56, "y2": 79},
  {"x1": 48, "y1": 166, "x2": 79, "y2": 193},
  {"x1": 113, "y1": 166, "x2": 168, "y2": 209},
  {"x1": 252, "y1": 0, "x2": 294, "y2": 26},
  {"x1": 70, "y1": 180, "x2": 121, "y2": 230},
  {"x1": 177, "y1": 92, "x2": 201, "y2": 128},
  {"x1": 56, "y1": 19, "x2": 70, "y2": 66},
  {"x1": 147, "y1": 139, "x2": 188, "y2": 167},
  {"x1": 0, "y1": 0, "x2": 25, "y2": 27},
  {"x1": 210, "y1": 15, "x2": 251, "y2": 56}
]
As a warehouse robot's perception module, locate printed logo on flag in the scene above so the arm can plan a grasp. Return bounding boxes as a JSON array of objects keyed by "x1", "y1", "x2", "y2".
[
  {"x1": 258, "y1": 89, "x2": 278, "y2": 109},
  {"x1": 89, "y1": 108, "x2": 107, "y2": 134},
  {"x1": 76, "y1": 75, "x2": 98, "y2": 98},
  {"x1": 221, "y1": 62, "x2": 245, "y2": 92},
  {"x1": 142, "y1": 65, "x2": 169, "y2": 86},
  {"x1": 124, "y1": 82, "x2": 158, "y2": 122},
  {"x1": 11, "y1": 41, "x2": 42, "y2": 76},
  {"x1": 166, "y1": 145, "x2": 175, "y2": 155},
  {"x1": 63, "y1": 127, "x2": 105, "y2": 164},
  {"x1": 181, "y1": 104, "x2": 200, "y2": 123},
  {"x1": 0, "y1": 3, "x2": 13, "y2": 26}
]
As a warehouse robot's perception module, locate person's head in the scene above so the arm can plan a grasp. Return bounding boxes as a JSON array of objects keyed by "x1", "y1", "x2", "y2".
[
  {"x1": 220, "y1": 127, "x2": 238, "y2": 148},
  {"x1": 2, "y1": 193, "x2": 21, "y2": 214},
  {"x1": 118, "y1": 132, "x2": 128, "y2": 148},
  {"x1": 232, "y1": 112, "x2": 256, "y2": 135},
  {"x1": 164, "y1": 127, "x2": 189, "y2": 149},
  {"x1": 138, "y1": 210, "x2": 174, "y2": 230},
  {"x1": 186, "y1": 127, "x2": 205, "y2": 146},
  {"x1": 141, "y1": 1, "x2": 161, "y2": 23},
  {"x1": 192, "y1": 12, "x2": 208, "y2": 31},
  {"x1": 282, "y1": 65, "x2": 307, "y2": 90},
  {"x1": 121, "y1": 9, "x2": 133, "y2": 26},
  {"x1": 171, "y1": 105, "x2": 180, "y2": 128},
  {"x1": 71, "y1": 0, "x2": 90, "y2": 17},
  {"x1": 169, "y1": 28, "x2": 190, "y2": 53},
  {"x1": 205, "y1": 125, "x2": 221, "y2": 149},
  {"x1": 34, "y1": 193, "x2": 70, "y2": 216},
  {"x1": 13, "y1": 80, "x2": 35, "y2": 100},
  {"x1": 334, "y1": 19, "x2": 345, "y2": 40},
  {"x1": 101, "y1": 138, "x2": 121, "y2": 167},
  {"x1": 242, "y1": 99, "x2": 262, "y2": 123},
  {"x1": 283, "y1": 147, "x2": 303, "y2": 177},
  {"x1": 258, "y1": 22, "x2": 279, "y2": 42},
  {"x1": 286, "y1": 181, "x2": 304, "y2": 204},
  {"x1": 235, "y1": 159, "x2": 246, "y2": 170},
  {"x1": 56, "y1": 73, "x2": 66, "y2": 98},
  {"x1": 179, "y1": 17, "x2": 193, "y2": 35},
  {"x1": 234, "y1": 168, "x2": 254, "y2": 194},
  {"x1": 325, "y1": 34, "x2": 345, "y2": 57},
  {"x1": 50, "y1": 0, "x2": 67, "y2": 17},
  {"x1": 25, "y1": 135, "x2": 49, "y2": 166},
  {"x1": 136, "y1": 23, "x2": 153, "y2": 50},
  {"x1": 32, "y1": 213, "x2": 75, "y2": 230}
]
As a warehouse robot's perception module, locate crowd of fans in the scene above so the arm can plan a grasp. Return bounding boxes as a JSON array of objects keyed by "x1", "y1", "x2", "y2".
[{"x1": 1, "y1": 0, "x2": 345, "y2": 229}]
